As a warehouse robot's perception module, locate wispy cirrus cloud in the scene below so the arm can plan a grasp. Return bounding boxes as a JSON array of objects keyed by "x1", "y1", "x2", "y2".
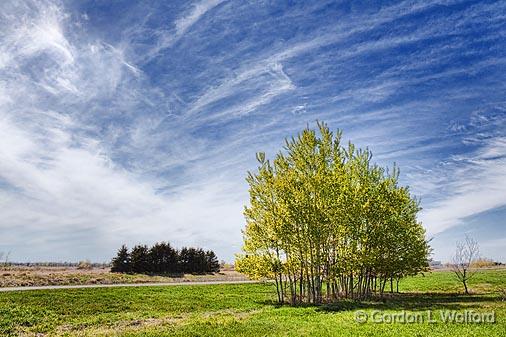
[
  {"x1": 142, "y1": 0, "x2": 225, "y2": 61},
  {"x1": 421, "y1": 136, "x2": 506, "y2": 234}
]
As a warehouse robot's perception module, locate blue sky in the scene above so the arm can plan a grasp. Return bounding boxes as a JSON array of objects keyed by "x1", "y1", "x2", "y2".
[{"x1": 0, "y1": 0, "x2": 504, "y2": 263}]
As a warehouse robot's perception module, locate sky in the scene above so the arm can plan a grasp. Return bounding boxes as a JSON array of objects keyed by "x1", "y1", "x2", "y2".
[{"x1": 0, "y1": 0, "x2": 504, "y2": 263}]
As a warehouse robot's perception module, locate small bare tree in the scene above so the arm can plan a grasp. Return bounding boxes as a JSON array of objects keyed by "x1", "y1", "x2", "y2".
[{"x1": 451, "y1": 235, "x2": 479, "y2": 295}]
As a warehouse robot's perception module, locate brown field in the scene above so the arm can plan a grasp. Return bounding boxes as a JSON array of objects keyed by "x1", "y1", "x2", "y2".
[{"x1": 0, "y1": 266, "x2": 247, "y2": 287}]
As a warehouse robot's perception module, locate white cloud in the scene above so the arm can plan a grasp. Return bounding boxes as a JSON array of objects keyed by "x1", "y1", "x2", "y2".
[
  {"x1": 0, "y1": 2, "x2": 73, "y2": 68},
  {"x1": 175, "y1": 0, "x2": 224, "y2": 37},
  {"x1": 187, "y1": 62, "x2": 295, "y2": 122},
  {"x1": 143, "y1": 0, "x2": 225, "y2": 60},
  {"x1": 420, "y1": 137, "x2": 506, "y2": 234},
  {"x1": 0, "y1": 0, "x2": 242, "y2": 261}
]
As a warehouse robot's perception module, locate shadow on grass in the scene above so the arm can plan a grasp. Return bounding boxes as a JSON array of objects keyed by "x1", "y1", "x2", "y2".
[
  {"x1": 258, "y1": 292, "x2": 502, "y2": 312},
  {"x1": 124, "y1": 272, "x2": 219, "y2": 277}
]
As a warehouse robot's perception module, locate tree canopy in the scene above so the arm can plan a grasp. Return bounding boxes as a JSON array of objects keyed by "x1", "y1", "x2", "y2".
[
  {"x1": 111, "y1": 242, "x2": 220, "y2": 274},
  {"x1": 236, "y1": 122, "x2": 430, "y2": 304}
]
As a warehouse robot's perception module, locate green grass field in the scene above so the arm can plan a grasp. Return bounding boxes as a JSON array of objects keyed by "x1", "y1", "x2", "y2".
[{"x1": 1, "y1": 269, "x2": 504, "y2": 336}]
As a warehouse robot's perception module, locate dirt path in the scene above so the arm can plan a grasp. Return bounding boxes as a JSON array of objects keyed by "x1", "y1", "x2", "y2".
[{"x1": 0, "y1": 279, "x2": 259, "y2": 292}]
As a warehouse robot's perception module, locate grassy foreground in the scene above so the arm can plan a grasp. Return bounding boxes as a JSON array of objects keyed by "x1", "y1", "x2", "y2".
[{"x1": 0, "y1": 269, "x2": 504, "y2": 336}]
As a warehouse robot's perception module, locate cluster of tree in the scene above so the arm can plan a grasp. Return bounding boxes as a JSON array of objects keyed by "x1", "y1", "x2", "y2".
[
  {"x1": 111, "y1": 242, "x2": 220, "y2": 274},
  {"x1": 236, "y1": 122, "x2": 431, "y2": 304}
]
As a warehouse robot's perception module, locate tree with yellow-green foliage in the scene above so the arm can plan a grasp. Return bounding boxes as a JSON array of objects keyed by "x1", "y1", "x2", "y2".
[{"x1": 236, "y1": 122, "x2": 430, "y2": 304}]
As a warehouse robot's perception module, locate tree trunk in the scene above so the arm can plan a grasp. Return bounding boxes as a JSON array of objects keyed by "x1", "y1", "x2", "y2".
[
  {"x1": 274, "y1": 278, "x2": 281, "y2": 303},
  {"x1": 463, "y1": 280, "x2": 469, "y2": 295}
]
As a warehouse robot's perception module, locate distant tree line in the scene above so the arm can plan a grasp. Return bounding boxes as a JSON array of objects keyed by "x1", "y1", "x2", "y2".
[{"x1": 111, "y1": 242, "x2": 220, "y2": 274}]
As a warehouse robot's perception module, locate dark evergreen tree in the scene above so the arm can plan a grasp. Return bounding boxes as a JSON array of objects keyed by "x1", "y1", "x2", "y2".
[
  {"x1": 206, "y1": 250, "x2": 220, "y2": 273},
  {"x1": 178, "y1": 247, "x2": 195, "y2": 273},
  {"x1": 194, "y1": 248, "x2": 208, "y2": 274},
  {"x1": 130, "y1": 244, "x2": 150, "y2": 273},
  {"x1": 178, "y1": 247, "x2": 206, "y2": 273},
  {"x1": 111, "y1": 245, "x2": 130, "y2": 273},
  {"x1": 161, "y1": 242, "x2": 178, "y2": 273},
  {"x1": 148, "y1": 242, "x2": 165, "y2": 273},
  {"x1": 148, "y1": 242, "x2": 178, "y2": 274},
  {"x1": 178, "y1": 247, "x2": 191, "y2": 273}
]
